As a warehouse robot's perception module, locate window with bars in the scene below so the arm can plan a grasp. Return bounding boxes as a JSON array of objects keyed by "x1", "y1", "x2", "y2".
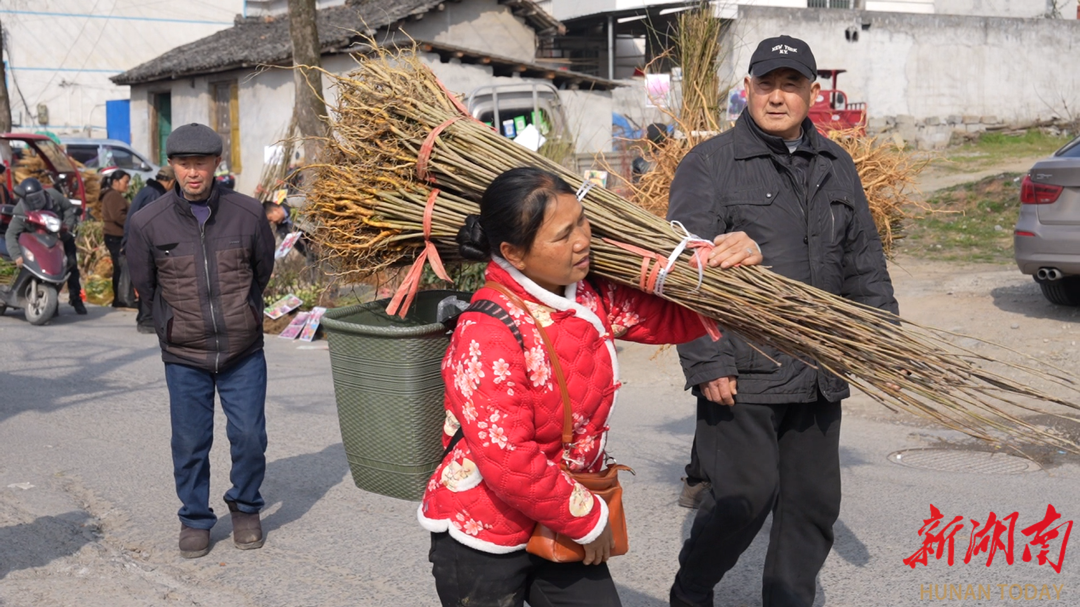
[{"x1": 808, "y1": 0, "x2": 851, "y2": 7}]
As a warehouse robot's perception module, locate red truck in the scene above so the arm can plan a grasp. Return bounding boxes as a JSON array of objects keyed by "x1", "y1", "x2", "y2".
[
  {"x1": 808, "y1": 69, "x2": 867, "y2": 135},
  {"x1": 1, "y1": 133, "x2": 89, "y2": 217}
]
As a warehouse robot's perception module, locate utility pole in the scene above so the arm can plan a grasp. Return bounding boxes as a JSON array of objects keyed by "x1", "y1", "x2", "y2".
[
  {"x1": 287, "y1": 0, "x2": 327, "y2": 167},
  {"x1": 0, "y1": 18, "x2": 13, "y2": 133}
]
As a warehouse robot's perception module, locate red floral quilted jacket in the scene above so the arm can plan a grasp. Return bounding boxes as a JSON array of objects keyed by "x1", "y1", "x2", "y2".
[{"x1": 417, "y1": 258, "x2": 710, "y2": 553}]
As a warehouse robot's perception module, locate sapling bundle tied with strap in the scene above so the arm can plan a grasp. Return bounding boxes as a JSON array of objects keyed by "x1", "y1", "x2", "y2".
[{"x1": 305, "y1": 46, "x2": 1080, "y2": 454}]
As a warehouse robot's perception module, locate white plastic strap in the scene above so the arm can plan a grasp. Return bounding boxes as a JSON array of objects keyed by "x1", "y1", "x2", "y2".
[
  {"x1": 575, "y1": 181, "x2": 595, "y2": 201},
  {"x1": 653, "y1": 221, "x2": 713, "y2": 295}
]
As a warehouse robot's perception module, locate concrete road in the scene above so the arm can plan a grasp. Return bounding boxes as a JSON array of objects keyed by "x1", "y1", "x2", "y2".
[{"x1": 1, "y1": 262, "x2": 1079, "y2": 606}]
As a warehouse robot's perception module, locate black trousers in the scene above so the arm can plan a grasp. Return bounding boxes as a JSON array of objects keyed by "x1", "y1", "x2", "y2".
[
  {"x1": 429, "y1": 532, "x2": 622, "y2": 607},
  {"x1": 672, "y1": 395, "x2": 842, "y2": 607},
  {"x1": 104, "y1": 234, "x2": 123, "y2": 306},
  {"x1": 61, "y1": 232, "x2": 82, "y2": 304}
]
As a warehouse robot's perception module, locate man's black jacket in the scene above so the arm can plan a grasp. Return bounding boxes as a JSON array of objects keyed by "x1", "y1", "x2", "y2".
[
  {"x1": 667, "y1": 113, "x2": 898, "y2": 404},
  {"x1": 5, "y1": 188, "x2": 79, "y2": 260},
  {"x1": 126, "y1": 183, "x2": 276, "y2": 373}
]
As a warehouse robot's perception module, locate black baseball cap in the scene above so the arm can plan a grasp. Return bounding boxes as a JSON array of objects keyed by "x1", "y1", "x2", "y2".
[{"x1": 748, "y1": 35, "x2": 817, "y2": 81}]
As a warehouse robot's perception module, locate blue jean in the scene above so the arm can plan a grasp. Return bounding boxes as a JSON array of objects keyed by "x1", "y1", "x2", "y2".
[{"x1": 164, "y1": 349, "x2": 268, "y2": 529}]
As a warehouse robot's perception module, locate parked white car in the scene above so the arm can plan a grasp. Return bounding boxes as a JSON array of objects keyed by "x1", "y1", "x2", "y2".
[{"x1": 59, "y1": 137, "x2": 159, "y2": 183}]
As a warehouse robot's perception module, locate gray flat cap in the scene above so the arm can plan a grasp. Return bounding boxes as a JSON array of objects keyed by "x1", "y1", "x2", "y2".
[{"x1": 166, "y1": 123, "x2": 224, "y2": 158}]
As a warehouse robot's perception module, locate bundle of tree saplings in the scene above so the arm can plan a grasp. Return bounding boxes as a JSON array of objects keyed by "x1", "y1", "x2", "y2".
[{"x1": 304, "y1": 46, "x2": 1080, "y2": 454}]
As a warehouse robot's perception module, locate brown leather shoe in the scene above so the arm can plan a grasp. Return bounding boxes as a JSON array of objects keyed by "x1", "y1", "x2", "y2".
[
  {"x1": 179, "y1": 525, "x2": 210, "y2": 559},
  {"x1": 678, "y1": 477, "x2": 711, "y2": 509},
  {"x1": 226, "y1": 501, "x2": 264, "y2": 550}
]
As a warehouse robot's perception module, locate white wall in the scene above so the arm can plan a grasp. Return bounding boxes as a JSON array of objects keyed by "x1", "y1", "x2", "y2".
[
  {"x1": 398, "y1": 0, "x2": 538, "y2": 63},
  {"x1": 866, "y1": 0, "x2": 934, "y2": 14},
  {"x1": 559, "y1": 89, "x2": 616, "y2": 154},
  {"x1": 728, "y1": 6, "x2": 1080, "y2": 123},
  {"x1": 934, "y1": 0, "x2": 1050, "y2": 18},
  {"x1": 1, "y1": 0, "x2": 242, "y2": 136},
  {"x1": 245, "y1": 0, "x2": 345, "y2": 17},
  {"x1": 549, "y1": 0, "x2": 950, "y2": 21}
]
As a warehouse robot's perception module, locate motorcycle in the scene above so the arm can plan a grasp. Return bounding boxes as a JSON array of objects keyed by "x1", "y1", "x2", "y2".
[
  {"x1": 0, "y1": 203, "x2": 70, "y2": 324},
  {"x1": 215, "y1": 161, "x2": 236, "y2": 190}
]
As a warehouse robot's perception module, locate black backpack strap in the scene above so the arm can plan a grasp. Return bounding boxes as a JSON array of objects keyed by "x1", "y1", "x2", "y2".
[
  {"x1": 442, "y1": 427, "x2": 465, "y2": 459},
  {"x1": 465, "y1": 299, "x2": 524, "y2": 350},
  {"x1": 440, "y1": 297, "x2": 524, "y2": 460}
]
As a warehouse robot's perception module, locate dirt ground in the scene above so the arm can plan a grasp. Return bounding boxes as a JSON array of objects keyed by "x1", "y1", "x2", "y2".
[
  {"x1": 842, "y1": 253, "x2": 1080, "y2": 467},
  {"x1": 849, "y1": 149, "x2": 1080, "y2": 463}
]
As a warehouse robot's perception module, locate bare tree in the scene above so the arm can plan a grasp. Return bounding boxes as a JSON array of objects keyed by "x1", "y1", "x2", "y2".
[
  {"x1": 0, "y1": 18, "x2": 12, "y2": 133},
  {"x1": 287, "y1": 0, "x2": 327, "y2": 166}
]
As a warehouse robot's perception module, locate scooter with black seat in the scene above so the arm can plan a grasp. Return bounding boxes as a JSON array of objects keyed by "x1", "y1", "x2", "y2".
[{"x1": 0, "y1": 200, "x2": 70, "y2": 325}]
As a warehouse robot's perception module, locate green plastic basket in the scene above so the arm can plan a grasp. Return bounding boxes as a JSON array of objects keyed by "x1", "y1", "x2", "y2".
[{"x1": 321, "y1": 290, "x2": 471, "y2": 501}]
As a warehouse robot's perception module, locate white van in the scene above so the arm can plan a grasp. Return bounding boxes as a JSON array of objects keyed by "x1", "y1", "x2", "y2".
[
  {"x1": 465, "y1": 83, "x2": 570, "y2": 148},
  {"x1": 59, "y1": 137, "x2": 159, "y2": 183}
]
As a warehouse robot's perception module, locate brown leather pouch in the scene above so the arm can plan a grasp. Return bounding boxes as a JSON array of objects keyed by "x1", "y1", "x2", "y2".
[
  {"x1": 526, "y1": 463, "x2": 633, "y2": 562},
  {"x1": 484, "y1": 282, "x2": 633, "y2": 564}
]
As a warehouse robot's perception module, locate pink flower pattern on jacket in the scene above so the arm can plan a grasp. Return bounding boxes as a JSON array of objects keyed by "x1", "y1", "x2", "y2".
[{"x1": 418, "y1": 262, "x2": 710, "y2": 553}]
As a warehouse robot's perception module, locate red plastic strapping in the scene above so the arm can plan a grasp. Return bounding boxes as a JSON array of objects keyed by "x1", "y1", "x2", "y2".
[
  {"x1": 600, "y1": 237, "x2": 720, "y2": 341},
  {"x1": 386, "y1": 189, "x2": 452, "y2": 318},
  {"x1": 602, "y1": 237, "x2": 662, "y2": 292},
  {"x1": 436, "y1": 78, "x2": 472, "y2": 117},
  {"x1": 416, "y1": 116, "x2": 463, "y2": 183}
]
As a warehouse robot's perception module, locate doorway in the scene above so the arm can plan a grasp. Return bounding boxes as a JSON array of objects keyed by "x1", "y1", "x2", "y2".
[{"x1": 151, "y1": 92, "x2": 172, "y2": 166}]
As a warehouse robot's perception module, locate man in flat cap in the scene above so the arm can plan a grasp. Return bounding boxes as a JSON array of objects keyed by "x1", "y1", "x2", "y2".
[
  {"x1": 127, "y1": 123, "x2": 276, "y2": 559},
  {"x1": 666, "y1": 36, "x2": 897, "y2": 606},
  {"x1": 124, "y1": 164, "x2": 177, "y2": 333}
]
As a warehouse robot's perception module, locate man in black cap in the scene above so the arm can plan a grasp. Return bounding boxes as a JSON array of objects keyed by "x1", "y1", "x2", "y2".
[
  {"x1": 666, "y1": 36, "x2": 897, "y2": 606},
  {"x1": 126, "y1": 123, "x2": 276, "y2": 559}
]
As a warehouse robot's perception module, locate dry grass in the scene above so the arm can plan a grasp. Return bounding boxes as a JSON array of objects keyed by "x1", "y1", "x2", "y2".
[
  {"x1": 827, "y1": 128, "x2": 932, "y2": 256},
  {"x1": 605, "y1": 5, "x2": 729, "y2": 217}
]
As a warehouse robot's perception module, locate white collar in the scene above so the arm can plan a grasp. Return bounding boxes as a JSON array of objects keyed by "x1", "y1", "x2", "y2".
[{"x1": 493, "y1": 257, "x2": 606, "y2": 335}]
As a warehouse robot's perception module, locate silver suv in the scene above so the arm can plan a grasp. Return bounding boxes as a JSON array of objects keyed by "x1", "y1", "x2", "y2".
[
  {"x1": 59, "y1": 137, "x2": 159, "y2": 183},
  {"x1": 1014, "y1": 135, "x2": 1080, "y2": 305}
]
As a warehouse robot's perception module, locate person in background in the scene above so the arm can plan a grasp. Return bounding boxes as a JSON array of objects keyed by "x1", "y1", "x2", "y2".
[
  {"x1": 3, "y1": 178, "x2": 86, "y2": 315},
  {"x1": 48, "y1": 182, "x2": 87, "y2": 315},
  {"x1": 126, "y1": 123, "x2": 276, "y2": 560},
  {"x1": 263, "y1": 200, "x2": 308, "y2": 257},
  {"x1": 263, "y1": 200, "x2": 291, "y2": 234},
  {"x1": 128, "y1": 165, "x2": 177, "y2": 223},
  {"x1": 101, "y1": 169, "x2": 132, "y2": 308},
  {"x1": 0, "y1": 164, "x2": 13, "y2": 207},
  {"x1": 631, "y1": 123, "x2": 669, "y2": 184},
  {"x1": 124, "y1": 165, "x2": 176, "y2": 333}
]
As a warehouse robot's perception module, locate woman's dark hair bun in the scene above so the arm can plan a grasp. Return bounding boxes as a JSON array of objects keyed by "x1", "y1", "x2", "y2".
[{"x1": 457, "y1": 214, "x2": 491, "y2": 261}]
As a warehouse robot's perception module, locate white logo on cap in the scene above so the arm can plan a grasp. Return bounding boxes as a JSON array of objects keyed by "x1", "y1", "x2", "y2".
[{"x1": 771, "y1": 44, "x2": 799, "y2": 55}]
